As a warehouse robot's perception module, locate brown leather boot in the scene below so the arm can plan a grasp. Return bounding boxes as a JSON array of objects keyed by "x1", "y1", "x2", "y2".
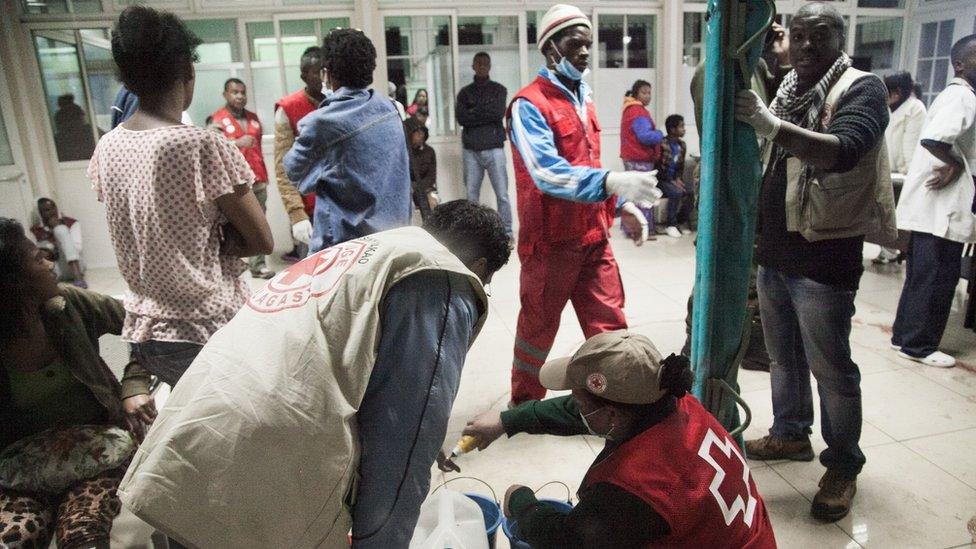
[
  {"x1": 744, "y1": 434, "x2": 815, "y2": 461},
  {"x1": 812, "y1": 470, "x2": 857, "y2": 522}
]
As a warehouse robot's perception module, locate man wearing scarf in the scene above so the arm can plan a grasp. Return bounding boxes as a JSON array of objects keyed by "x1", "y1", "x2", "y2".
[{"x1": 734, "y1": 2, "x2": 895, "y2": 522}]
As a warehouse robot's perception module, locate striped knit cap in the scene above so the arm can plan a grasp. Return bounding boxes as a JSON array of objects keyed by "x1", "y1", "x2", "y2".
[{"x1": 537, "y1": 4, "x2": 591, "y2": 52}]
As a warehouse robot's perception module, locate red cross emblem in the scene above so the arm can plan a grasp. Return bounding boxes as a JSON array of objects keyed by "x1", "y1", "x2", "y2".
[{"x1": 247, "y1": 241, "x2": 367, "y2": 313}]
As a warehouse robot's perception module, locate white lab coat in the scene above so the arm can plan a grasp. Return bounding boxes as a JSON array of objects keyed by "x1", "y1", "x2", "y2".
[
  {"x1": 896, "y1": 78, "x2": 976, "y2": 244},
  {"x1": 886, "y1": 96, "x2": 927, "y2": 174}
]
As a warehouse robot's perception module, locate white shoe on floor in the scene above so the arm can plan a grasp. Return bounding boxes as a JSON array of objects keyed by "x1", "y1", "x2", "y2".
[
  {"x1": 889, "y1": 343, "x2": 900, "y2": 351},
  {"x1": 897, "y1": 350, "x2": 956, "y2": 368},
  {"x1": 679, "y1": 227, "x2": 693, "y2": 235},
  {"x1": 665, "y1": 226, "x2": 682, "y2": 238}
]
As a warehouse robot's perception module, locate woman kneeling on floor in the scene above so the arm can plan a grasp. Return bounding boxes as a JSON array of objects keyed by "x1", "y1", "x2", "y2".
[
  {"x1": 0, "y1": 217, "x2": 154, "y2": 549},
  {"x1": 451, "y1": 330, "x2": 778, "y2": 548}
]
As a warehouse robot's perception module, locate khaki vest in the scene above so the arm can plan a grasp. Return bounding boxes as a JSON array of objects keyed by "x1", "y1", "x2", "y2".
[
  {"x1": 118, "y1": 227, "x2": 488, "y2": 549},
  {"x1": 766, "y1": 67, "x2": 898, "y2": 245}
]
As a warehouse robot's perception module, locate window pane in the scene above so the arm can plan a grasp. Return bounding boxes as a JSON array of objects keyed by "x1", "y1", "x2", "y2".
[
  {"x1": 247, "y1": 22, "x2": 276, "y2": 62},
  {"x1": 916, "y1": 59, "x2": 932, "y2": 94},
  {"x1": 251, "y1": 67, "x2": 283, "y2": 135},
  {"x1": 526, "y1": 10, "x2": 548, "y2": 72},
  {"x1": 853, "y1": 16, "x2": 902, "y2": 74},
  {"x1": 0, "y1": 107, "x2": 13, "y2": 166},
  {"x1": 80, "y1": 29, "x2": 121, "y2": 136},
  {"x1": 626, "y1": 15, "x2": 656, "y2": 69},
  {"x1": 456, "y1": 16, "x2": 520, "y2": 101},
  {"x1": 281, "y1": 19, "x2": 321, "y2": 93},
  {"x1": 187, "y1": 68, "x2": 234, "y2": 128},
  {"x1": 683, "y1": 12, "x2": 706, "y2": 68},
  {"x1": 919, "y1": 22, "x2": 937, "y2": 59},
  {"x1": 22, "y1": 0, "x2": 100, "y2": 14},
  {"x1": 33, "y1": 32, "x2": 96, "y2": 162},
  {"x1": 185, "y1": 19, "x2": 240, "y2": 63},
  {"x1": 932, "y1": 58, "x2": 950, "y2": 92},
  {"x1": 936, "y1": 20, "x2": 955, "y2": 57},
  {"x1": 857, "y1": 0, "x2": 904, "y2": 7},
  {"x1": 385, "y1": 15, "x2": 455, "y2": 136},
  {"x1": 598, "y1": 14, "x2": 625, "y2": 68}
]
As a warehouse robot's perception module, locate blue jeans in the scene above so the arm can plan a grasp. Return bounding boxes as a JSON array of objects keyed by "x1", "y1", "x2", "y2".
[
  {"x1": 757, "y1": 267, "x2": 865, "y2": 474},
  {"x1": 463, "y1": 147, "x2": 513, "y2": 234},
  {"x1": 129, "y1": 340, "x2": 203, "y2": 387},
  {"x1": 657, "y1": 179, "x2": 694, "y2": 226},
  {"x1": 892, "y1": 231, "x2": 964, "y2": 358}
]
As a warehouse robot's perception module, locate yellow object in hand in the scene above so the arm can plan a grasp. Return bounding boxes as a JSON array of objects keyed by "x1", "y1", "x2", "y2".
[{"x1": 450, "y1": 435, "x2": 479, "y2": 458}]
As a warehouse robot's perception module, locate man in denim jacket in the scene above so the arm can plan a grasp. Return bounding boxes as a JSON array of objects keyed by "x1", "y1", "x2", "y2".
[{"x1": 285, "y1": 29, "x2": 411, "y2": 252}]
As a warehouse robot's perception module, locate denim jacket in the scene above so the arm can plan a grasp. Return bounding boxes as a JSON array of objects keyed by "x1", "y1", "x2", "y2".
[{"x1": 284, "y1": 87, "x2": 411, "y2": 252}]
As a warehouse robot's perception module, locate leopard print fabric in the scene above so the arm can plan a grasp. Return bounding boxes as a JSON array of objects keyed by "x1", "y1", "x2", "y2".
[{"x1": 0, "y1": 465, "x2": 124, "y2": 548}]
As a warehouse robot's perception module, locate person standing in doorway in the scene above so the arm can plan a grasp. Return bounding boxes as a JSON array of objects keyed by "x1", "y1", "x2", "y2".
[
  {"x1": 284, "y1": 29, "x2": 411, "y2": 253},
  {"x1": 506, "y1": 3, "x2": 661, "y2": 405},
  {"x1": 891, "y1": 34, "x2": 976, "y2": 369},
  {"x1": 210, "y1": 78, "x2": 276, "y2": 279},
  {"x1": 873, "y1": 71, "x2": 928, "y2": 265},
  {"x1": 734, "y1": 2, "x2": 894, "y2": 521},
  {"x1": 620, "y1": 79, "x2": 663, "y2": 237},
  {"x1": 406, "y1": 88, "x2": 428, "y2": 117},
  {"x1": 457, "y1": 52, "x2": 513, "y2": 236},
  {"x1": 274, "y1": 46, "x2": 324, "y2": 262}
]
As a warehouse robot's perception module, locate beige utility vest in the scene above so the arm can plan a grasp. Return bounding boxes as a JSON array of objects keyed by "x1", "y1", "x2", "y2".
[
  {"x1": 765, "y1": 67, "x2": 898, "y2": 245},
  {"x1": 118, "y1": 227, "x2": 488, "y2": 549}
]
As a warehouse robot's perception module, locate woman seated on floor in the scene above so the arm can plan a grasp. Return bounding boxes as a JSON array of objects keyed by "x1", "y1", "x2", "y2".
[
  {"x1": 448, "y1": 330, "x2": 778, "y2": 548},
  {"x1": 31, "y1": 198, "x2": 88, "y2": 289},
  {"x1": 0, "y1": 217, "x2": 155, "y2": 549}
]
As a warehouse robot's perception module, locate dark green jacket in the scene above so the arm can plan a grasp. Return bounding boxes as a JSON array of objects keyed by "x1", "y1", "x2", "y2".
[{"x1": 1, "y1": 285, "x2": 151, "y2": 449}]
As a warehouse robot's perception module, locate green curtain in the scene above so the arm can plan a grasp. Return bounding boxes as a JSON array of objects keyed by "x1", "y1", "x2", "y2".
[{"x1": 691, "y1": 0, "x2": 774, "y2": 437}]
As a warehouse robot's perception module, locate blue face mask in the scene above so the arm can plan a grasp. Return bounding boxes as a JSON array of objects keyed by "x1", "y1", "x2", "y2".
[{"x1": 552, "y1": 45, "x2": 589, "y2": 81}]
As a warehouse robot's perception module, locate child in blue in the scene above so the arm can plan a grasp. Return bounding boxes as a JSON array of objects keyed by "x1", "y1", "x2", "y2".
[{"x1": 656, "y1": 115, "x2": 693, "y2": 238}]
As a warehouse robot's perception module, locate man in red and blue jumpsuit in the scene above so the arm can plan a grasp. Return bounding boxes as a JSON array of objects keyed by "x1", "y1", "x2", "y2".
[
  {"x1": 210, "y1": 77, "x2": 275, "y2": 279},
  {"x1": 506, "y1": 3, "x2": 661, "y2": 404}
]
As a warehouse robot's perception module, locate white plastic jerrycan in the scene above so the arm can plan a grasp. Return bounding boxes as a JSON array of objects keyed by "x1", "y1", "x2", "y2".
[{"x1": 409, "y1": 489, "x2": 489, "y2": 549}]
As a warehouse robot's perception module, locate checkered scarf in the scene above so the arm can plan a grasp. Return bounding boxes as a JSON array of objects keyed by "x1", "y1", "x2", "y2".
[{"x1": 771, "y1": 53, "x2": 852, "y2": 131}]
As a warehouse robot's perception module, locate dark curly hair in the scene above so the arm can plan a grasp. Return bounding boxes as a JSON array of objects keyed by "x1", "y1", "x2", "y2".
[
  {"x1": 0, "y1": 218, "x2": 34, "y2": 345},
  {"x1": 665, "y1": 114, "x2": 684, "y2": 132},
  {"x1": 321, "y1": 29, "x2": 376, "y2": 89},
  {"x1": 111, "y1": 6, "x2": 201, "y2": 99},
  {"x1": 423, "y1": 200, "x2": 511, "y2": 277}
]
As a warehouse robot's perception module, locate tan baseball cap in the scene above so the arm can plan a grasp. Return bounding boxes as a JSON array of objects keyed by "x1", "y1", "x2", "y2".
[{"x1": 539, "y1": 330, "x2": 666, "y2": 404}]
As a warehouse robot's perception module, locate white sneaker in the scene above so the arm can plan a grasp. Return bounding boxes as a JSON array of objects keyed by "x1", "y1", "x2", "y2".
[
  {"x1": 679, "y1": 227, "x2": 693, "y2": 235},
  {"x1": 897, "y1": 350, "x2": 956, "y2": 368},
  {"x1": 665, "y1": 226, "x2": 682, "y2": 238}
]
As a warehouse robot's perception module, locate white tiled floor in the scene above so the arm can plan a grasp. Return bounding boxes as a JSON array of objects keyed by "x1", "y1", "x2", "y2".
[{"x1": 88, "y1": 232, "x2": 976, "y2": 548}]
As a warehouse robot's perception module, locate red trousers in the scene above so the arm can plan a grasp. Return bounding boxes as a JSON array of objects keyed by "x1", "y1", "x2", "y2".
[{"x1": 511, "y1": 239, "x2": 628, "y2": 404}]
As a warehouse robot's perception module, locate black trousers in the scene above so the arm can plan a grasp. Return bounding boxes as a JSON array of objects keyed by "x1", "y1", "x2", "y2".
[{"x1": 892, "y1": 231, "x2": 964, "y2": 357}]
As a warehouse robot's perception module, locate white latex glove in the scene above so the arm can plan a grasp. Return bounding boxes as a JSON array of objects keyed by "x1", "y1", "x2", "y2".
[
  {"x1": 605, "y1": 170, "x2": 662, "y2": 204},
  {"x1": 292, "y1": 219, "x2": 313, "y2": 245},
  {"x1": 734, "y1": 89, "x2": 781, "y2": 139},
  {"x1": 620, "y1": 202, "x2": 649, "y2": 247}
]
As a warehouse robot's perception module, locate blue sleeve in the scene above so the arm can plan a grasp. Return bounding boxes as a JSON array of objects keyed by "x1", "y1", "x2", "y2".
[
  {"x1": 631, "y1": 117, "x2": 664, "y2": 146},
  {"x1": 351, "y1": 270, "x2": 481, "y2": 548},
  {"x1": 509, "y1": 99, "x2": 610, "y2": 203},
  {"x1": 284, "y1": 113, "x2": 325, "y2": 184}
]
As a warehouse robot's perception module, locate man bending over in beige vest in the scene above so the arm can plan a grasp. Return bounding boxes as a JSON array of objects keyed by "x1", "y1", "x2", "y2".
[
  {"x1": 118, "y1": 201, "x2": 511, "y2": 549},
  {"x1": 733, "y1": 1, "x2": 894, "y2": 523}
]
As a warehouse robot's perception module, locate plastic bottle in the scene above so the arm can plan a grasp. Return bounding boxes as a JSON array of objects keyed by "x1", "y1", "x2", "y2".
[{"x1": 450, "y1": 435, "x2": 479, "y2": 458}]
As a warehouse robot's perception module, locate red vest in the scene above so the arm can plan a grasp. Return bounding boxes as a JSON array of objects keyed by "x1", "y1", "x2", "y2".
[
  {"x1": 507, "y1": 76, "x2": 616, "y2": 255},
  {"x1": 275, "y1": 90, "x2": 319, "y2": 217},
  {"x1": 620, "y1": 102, "x2": 662, "y2": 163},
  {"x1": 583, "y1": 397, "x2": 778, "y2": 548},
  {"x1": 212, "y1": 107, "x2": 268, "y2": 183}
]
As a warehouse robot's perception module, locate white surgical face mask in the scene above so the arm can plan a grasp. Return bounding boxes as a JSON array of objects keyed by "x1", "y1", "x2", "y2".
[
  {"x1": 580, "y1": 406, "x2": 614, "y2": 440},
  {"x1": 552, "y1": 44, "x2": 590, "y2": 81},
  {"x1": 322, "y1": 82, "x2": 334, "y2": 100}
]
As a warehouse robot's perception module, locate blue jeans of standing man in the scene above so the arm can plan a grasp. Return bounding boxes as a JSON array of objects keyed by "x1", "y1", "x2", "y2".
[
  {"x1": 891, "y1": 231, "x2": 964, "y2": 358},
  {"x1": 463, "y1": 147, "x2": 513, "y2": 235},
  {"x1": 757, "y1": 266, "x2": 865, "y2": 475}
]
